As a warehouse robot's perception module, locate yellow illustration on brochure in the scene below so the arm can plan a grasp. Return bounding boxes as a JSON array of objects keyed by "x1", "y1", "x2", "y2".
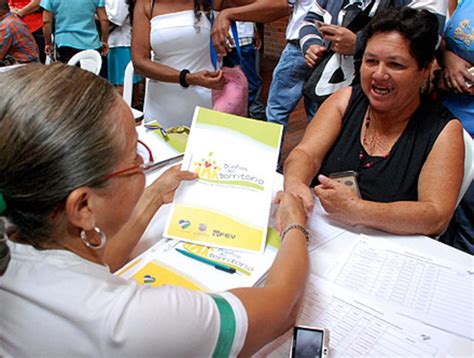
[{"x1": 164, "y1": 107, "x2": 283, "y2": 254}]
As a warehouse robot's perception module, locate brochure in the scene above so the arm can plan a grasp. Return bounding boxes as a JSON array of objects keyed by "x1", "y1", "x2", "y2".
[
  {"x1": 164, "y1": 107, "x2": 283, "y2": 253},
  {"x1": 116, "y1": 228, "x2": 281, "y2": 292}
]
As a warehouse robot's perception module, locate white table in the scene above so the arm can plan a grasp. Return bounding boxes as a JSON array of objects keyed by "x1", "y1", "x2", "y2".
[{"x1": 136, "y1": 171, "x2": 473, "y2": 357}]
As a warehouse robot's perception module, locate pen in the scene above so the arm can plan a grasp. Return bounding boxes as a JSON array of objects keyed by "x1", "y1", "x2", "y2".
[
  {"x1": 144, "y1": 122, "x2": 169, "y2": 139},
  {"x1": 175, "y1": 248, "x2": 236, "y2": 274}
]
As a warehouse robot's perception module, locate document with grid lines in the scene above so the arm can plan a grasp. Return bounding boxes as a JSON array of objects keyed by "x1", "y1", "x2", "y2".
[
  {"x1": 255, "y1": 276, "x2": 454, "y2": 357},
  {"x1": 327, "y1": 235, "x2": 474, "y2": 340}
]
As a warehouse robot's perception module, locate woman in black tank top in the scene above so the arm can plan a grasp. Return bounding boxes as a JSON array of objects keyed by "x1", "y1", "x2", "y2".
[{"x1": 284, "y1": 8, "x2": 465, "y2": 237}]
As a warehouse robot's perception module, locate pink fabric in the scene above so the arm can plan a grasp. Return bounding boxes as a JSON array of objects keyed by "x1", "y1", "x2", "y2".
[{"x1": 212, "y1": 65, "x2": 248, "y2": 117}]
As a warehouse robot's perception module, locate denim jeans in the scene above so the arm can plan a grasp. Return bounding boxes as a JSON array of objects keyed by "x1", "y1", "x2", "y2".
[{"x1": 266, "y1": 43, "x2": 316, "y2": 127}]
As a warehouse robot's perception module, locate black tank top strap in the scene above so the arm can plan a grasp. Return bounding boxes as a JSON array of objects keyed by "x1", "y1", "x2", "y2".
[{"x1": 150, "y1": 0, "x2": 155, "y2": 17}]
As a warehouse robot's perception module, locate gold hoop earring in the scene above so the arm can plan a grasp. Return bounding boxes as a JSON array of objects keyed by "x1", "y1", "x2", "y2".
[{"x1": 80, "y1": 227, "x2": 107, "y2": 250}]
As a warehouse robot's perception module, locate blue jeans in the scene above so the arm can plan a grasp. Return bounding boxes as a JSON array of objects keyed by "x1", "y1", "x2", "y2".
[{"x1": 266, "y1": 43, "x2": 316, "y2": 126}]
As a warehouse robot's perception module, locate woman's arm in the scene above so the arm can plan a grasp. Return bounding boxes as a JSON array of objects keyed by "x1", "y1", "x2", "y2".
[
  {"x1": 42, "y1": 10, "x2": 53, "y2": 56},
  {"x1": 131, "y1": 0, "x2": 224, "y2": 88},
  {"x1": 315, "y1": 120, "x2": 465, "y2": 236},
  {"x1": 283, "y1": 87, "x2": 351, "y2": 215},
  {"x1": 11, "y1": 0, "x2": 40, "y2": 17},
  {"x1": 214, "y1": 0, "x2": 289, "y2": 19},
  {"x1": 212, "y1": 0, "x2": 290, "y2": 55},
  {"x1": 96, "y1": 7, "x2": 109, "y2": 56},
  {"x1": 105, "y1": 166, "x2": 197, "y2": 272},
  {"x1": 230, "y1": 191, "x2": 309, "y2": 356}
]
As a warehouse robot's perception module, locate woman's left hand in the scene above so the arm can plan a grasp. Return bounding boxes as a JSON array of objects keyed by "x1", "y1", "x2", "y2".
[
  {"x1": 149, "y1": 165, "x2": 198, "y2": 205},
  {"x1": 313, "y1": 174, "x2": 360, "y2": 225}
]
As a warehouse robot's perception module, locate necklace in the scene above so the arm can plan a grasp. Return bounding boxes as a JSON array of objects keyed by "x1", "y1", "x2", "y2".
[{"x1": 359, "y1": 107, "x2": 390, "y2": 169}]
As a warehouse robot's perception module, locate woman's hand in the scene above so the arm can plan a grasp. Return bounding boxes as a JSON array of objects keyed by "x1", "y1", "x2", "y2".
[
  {"x1": 149, "y1": 165, "x2": 198, "y2": 205},
  {"x1": 101, "y1": 42, "x2": 109, "y2": 57},
  {"x1": 304, "y1": 44, "x2": 326, "y2": 68},
  {"x1": 284, "y1": 180, "x2": 315, "y2": 217},
  {"x1": 273, "y1": 191, "x2": 307, "y2": 233},
  {"x1": 440, "y1": 49, "x2": 474, "y2": 95},
  {"x1": 44, "y1": 44, "x2": 54, "y2": 57},
  {"x1": 314, "y1": 174, "x2": 360, "y2": 225},
  {"x1": 11, "y1": 8, "x2": 24, "y2": 17},
  {"x1": 187, "y1": 70, "x2": 225, "y2": 90}
]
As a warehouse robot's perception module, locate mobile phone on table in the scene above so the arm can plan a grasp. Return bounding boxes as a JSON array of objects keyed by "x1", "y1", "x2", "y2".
[
  {"x1": 290, "y1": 325, "x2": 330, "y2": 358},
  {"x1": 329, "y1": 170, "x2": 361, "y2": 198}
]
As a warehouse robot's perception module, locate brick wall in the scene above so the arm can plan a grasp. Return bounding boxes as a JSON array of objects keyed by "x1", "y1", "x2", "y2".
[{"x1": 263, "y1": 16, "x2": 289, "y2": 59}]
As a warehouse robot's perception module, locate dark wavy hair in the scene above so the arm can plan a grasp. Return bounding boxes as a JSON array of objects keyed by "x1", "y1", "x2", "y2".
[
  {"x1": 126, "y1": 0, "x2": 135, "y2": 25},
  {"x1": 362, "y1": 7, "x2": 439, "y2": 69}
]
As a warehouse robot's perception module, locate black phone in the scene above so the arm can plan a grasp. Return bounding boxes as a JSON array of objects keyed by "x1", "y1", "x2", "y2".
[{"x1": 290, "y1": 325, "x2": 330, "y2": 358}]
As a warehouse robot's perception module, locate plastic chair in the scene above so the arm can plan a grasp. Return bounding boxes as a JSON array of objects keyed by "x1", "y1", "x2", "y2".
[
  {"x1": 456, "y1": 129, "x2": 474, "y2": 206},
  {"x1": 67, "y1": 50, "x2": 102, "y2": 75},
  {"x1": 123, "y1": 61, "x2": 144, "y2": 122}
]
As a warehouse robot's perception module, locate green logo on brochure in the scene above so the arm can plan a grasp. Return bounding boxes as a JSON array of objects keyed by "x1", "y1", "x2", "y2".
[{"x1": 179, "y1": 219, "x2": 191, "y2": 229}]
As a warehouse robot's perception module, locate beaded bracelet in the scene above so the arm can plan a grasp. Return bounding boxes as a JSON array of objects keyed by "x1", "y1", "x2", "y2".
[{"x1": 280, "y1": 224, "x2": 310, "y2": 245}]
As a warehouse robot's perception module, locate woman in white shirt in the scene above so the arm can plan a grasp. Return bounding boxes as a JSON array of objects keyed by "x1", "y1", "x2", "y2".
[
  {"x1": 0, "y1": 63, "x2": 310, "y2": 356},
  {"x1": 133, "y1": 0, "x2": 224, "y2": 127}
]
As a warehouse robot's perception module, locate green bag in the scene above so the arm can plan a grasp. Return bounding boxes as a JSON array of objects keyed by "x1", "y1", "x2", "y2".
[{"x1": 144, "y1": 122, "x2": 190, "y2": 153}]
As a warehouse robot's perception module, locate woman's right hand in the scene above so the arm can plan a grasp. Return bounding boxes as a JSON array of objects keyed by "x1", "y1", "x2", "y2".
[
  {"x1": 148, "y1": 165, "x2": 198, "y2": 205},
  {"x1": 186, "y1": 70, "x2": 225, "y2": 90},
  {"x1": 440, "y1": 49, "x2": 474, "y2": 95},
  {"x1": 284, "y1": 180, "x2": 315, "y2": 218},
  {"x1": 273, "y1": 191, "x2": 307, "y2": 233},
  {"x1": 44, "y1": 44, "x2": 54, "y2": 57}
]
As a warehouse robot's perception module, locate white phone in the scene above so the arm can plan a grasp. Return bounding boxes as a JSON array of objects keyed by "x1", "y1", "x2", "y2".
[{"x1": 289, "y1": 325, "x2": 330, "y2": 358}]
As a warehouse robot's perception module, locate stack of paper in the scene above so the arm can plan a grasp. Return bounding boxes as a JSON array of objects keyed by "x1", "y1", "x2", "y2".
[
  {"x1": 326, "y1": 235, "x2": 474, "y2": 340},
  {"x1": 256, "y1": 276, "x2": 456, "y2": 357}
]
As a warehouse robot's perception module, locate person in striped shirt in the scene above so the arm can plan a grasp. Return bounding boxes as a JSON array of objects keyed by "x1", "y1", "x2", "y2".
[{"x1": 0, "y1": 0, "x2": 39, "y2": 64}]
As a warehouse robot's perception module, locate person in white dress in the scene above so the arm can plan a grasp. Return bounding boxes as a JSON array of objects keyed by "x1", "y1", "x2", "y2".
[
  {"x1": 132, "y1": 0, "x2": 293, "y2": 127},
  {"x1": 133, "y1": 0, "x2": 224, "y2": 127}
]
